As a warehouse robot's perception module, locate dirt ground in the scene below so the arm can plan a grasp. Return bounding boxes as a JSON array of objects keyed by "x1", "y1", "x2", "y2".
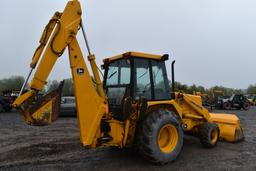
[{"x1": 0, "y1": 107, "x2": 255, "y2": 171}]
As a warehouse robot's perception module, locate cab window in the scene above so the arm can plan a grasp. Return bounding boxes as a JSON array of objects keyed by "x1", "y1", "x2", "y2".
[
  {"x1": 134, "y1": 58, "x2": 152, "y2": 100},
  {"x1": 106, "y1": 59, "x2": 130, "y2": 86},
  {"x1": 151, "y1": 60, "x2": 171, "y2": 100},
  {"x1": 105, "y1": 59, "x2": 131, "y2": 105},
  {"x1": 133, "y1": 58, "x2": 171, "y2": 100}
]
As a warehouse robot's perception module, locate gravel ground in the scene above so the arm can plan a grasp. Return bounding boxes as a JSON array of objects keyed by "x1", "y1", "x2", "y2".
[{"x1": 0, "y1": 107, "x2": 255, "y2": 171}]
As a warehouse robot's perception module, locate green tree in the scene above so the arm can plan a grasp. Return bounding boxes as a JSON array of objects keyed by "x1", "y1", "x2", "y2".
[
  {"x1": 46, "y1": 80, "x2": 59, "y2": 93},
  {"x1": 174, "y1": 81, "x2": 189, "y2": 92},
  {"x1": 0, "y1": 76, "x2": 25, "y2": 94},
  {"x1": 62, "y1": 78, "x2": 73, "y2": 96},
  {"x1": 45, "y1": 79, "x2": 74, "y2": 96},
  {"x1": 247, "y1": 84, "x2": 256, "y2": 94}
]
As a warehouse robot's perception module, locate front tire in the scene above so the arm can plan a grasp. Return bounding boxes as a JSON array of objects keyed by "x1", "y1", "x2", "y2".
[
  {"x1": 199, "y1": 122, "x2": 219, "y2": 148},
  {"x1": 137, "y1": 109, "x2": 183, "y2": 165}
]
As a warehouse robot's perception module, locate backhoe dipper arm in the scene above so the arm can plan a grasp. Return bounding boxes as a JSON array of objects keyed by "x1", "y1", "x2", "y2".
[
  {"x1": 30, "y1": 1, "x2": 81, "y2": 91},
  {"x1": 13, "y1": 0, "x2": 82, "y2": 107},
  {"x1": 13, "y1": 0, "x2": 107, "y2": 147}
]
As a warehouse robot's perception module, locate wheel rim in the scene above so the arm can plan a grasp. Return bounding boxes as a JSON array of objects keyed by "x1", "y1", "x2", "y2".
[
  {"x1": 211, "y1": 129, "x2": 218, "y2": 144},
  {"x1": 158, "y1": 124, "x2": 178, "y2": 153},
  {"x1": 224, "y1": 103, "x2": 230, "y2": 109}
]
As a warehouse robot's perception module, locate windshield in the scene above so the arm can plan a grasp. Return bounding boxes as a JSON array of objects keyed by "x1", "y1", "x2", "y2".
[
  {"x1": 106, "y1": 59, "x2": 131, "y2": 86},
  {"x1": 105, "y1": 59, "x2": 131, "y2": 105}
]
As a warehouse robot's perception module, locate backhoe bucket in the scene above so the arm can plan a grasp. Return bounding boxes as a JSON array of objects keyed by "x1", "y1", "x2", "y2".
[
  {"x1": 16, "y1": 81, "x2": 64, "y2": 126},
  {"x1": 209, "y1": 113, "x2": 244, "y2": 142}
]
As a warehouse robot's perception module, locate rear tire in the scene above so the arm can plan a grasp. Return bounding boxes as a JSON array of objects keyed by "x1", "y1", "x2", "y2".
[
  {"x1": 223, "y1": 102, "x2": 231, "y2": 110},
  {"x1": 199, "y1": 122, "x2": 219, "y2": 148},
  {"x1": 137, "y1": 109, "x2": 183, "y2": 165}
]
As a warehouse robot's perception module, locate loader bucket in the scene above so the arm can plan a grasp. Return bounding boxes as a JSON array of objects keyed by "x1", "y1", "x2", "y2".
[
  {"x1": 209, "y1": 113, "x2": 244, "y2": 142},
  {"x1": 16, "y1": 81, "x2": 64, "y2": 126}
]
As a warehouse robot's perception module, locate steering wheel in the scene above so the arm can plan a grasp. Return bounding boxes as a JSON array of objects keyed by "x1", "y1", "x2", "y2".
[{"x1": 142, "y1": 83, "x2": 151, "y2": 93}]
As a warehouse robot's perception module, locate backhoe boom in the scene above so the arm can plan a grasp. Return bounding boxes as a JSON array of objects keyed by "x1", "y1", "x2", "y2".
[{"x1": 13, "y1": 0, "x2": 107, "y2": 147}]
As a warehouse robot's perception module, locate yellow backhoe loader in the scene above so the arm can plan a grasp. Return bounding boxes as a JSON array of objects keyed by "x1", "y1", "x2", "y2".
[{"x1": 13, "y1": 0, "x2": 244, "y2": 164}]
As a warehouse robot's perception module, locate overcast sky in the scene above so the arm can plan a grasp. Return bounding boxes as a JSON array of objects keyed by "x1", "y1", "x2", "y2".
[{"x1": 0, "y1": 0, "x2": 255, "y2": 89}]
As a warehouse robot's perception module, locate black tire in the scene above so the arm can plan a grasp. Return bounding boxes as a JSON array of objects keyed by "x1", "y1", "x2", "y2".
[
  {"x1": 137, "y1": 109, "x2": 183, "y2": 165},
  {"x1": 242, "y1": 102, "x2": 250, "y2": 110},
  {"x1": 199, "y1": 122, "x2": 219, "y2": 148},
  {"x1": 223, "y1": 102, "x2": 231, "y2": 110}
]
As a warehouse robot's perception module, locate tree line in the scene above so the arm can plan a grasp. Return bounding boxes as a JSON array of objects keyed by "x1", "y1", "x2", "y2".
[
  {"x1": 0, "y1": 76, "x2": 73, "y2": 96},
  {"x1": 174, "y1": 82, "x2": 244, "y2": 96},
  {"x1": 0, "y1": 76, "x2": 256, "y2": 96}
]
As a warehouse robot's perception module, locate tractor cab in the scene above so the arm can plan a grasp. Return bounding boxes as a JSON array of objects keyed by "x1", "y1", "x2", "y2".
[{"x1": 103, "y1": 52, "x2": 171, "y2": 120}]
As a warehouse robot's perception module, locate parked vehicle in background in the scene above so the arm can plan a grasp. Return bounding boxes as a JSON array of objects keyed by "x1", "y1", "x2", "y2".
[
  {"x1": 196, "y1": 89, "x2": 227, "y2": 110},
  {"x1": 251, "y1": 96, "x2": 256, "y2": 106},
  {"x1": 219, "y1": 94, "x2": 250, "y2": 110},
  {"x1": 0, "y1": 96, "x2": 12, "y2": 112},
  {"x1": 60, "y1": 96, "x2": 76, "y2": 117},
  {"x1": 0, "y1": 90, "x2": 20, "y2": 113},
  {"x1": 246, "y1": 95, "x2": 256, "y2": 106}
]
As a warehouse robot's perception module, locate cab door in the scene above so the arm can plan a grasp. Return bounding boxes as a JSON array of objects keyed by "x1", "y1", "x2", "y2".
[
  {"x1": 104, "y1": 59, "x2": 131, "y2": 121},
  {"x1": 133, "y1": 58, "x2": 171, "y2": 101}
]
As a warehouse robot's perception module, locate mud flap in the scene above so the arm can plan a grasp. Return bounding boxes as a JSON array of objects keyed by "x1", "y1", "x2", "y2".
[
  {"x1": 16, "y1": 81, "x2": 64, "y2": 126},
  {"x1": 209, "y1": 113, "x2": 244, "y2": 142}
]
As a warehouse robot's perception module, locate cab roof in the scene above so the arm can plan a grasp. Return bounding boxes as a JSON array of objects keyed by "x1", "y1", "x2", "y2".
[{"x1": 103, "y1": 51, "x2": 168, "y2": 63}]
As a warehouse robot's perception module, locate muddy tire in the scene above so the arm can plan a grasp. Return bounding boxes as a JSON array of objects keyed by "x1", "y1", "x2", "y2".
[
  {"x1": 242, "y1": 102, "x2": 250, "y2": 110},
  {"x1": 223, "y1": 102, "x2": 231, "y2": 110},
  {"x1": 199, "y1": 122, "x2": 219, "y2": 148},
  {"x1": 137, "y1": 109, "x2": 183, "y2": 165}
]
